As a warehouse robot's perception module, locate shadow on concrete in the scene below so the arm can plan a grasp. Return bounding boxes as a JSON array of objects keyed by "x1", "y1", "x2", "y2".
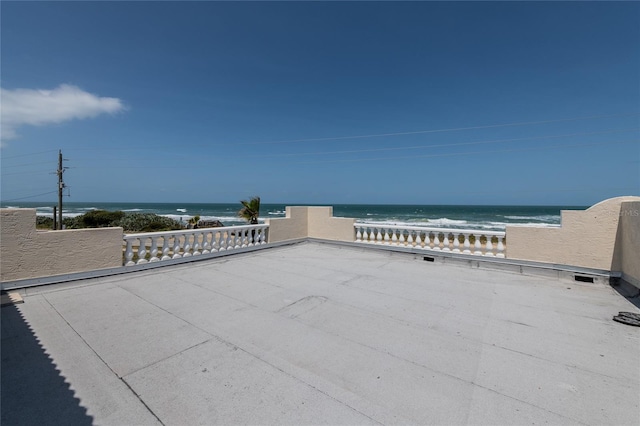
[
  {"x1": 610, "y1": 279, "x2": 640, "y2": 309},
  {"x1": 1, "y1": 303, "x2": 93, "y2": 426}
]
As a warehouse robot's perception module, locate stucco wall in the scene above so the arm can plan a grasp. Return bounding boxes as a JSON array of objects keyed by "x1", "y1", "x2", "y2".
[
  {"x1": 1, "y1": 208, "x2": 123, "y2": 282},
  {"x1": 266, "y1": 206, "x2": 355, "y2": 243},
  {"x1": 612, "y1": 201, "x2": 640, "y2": 287},
  {"x1": 307, "y1": 207, "x2": 356, "y2": 241},
  {"x1": 506, "y1": 196, "x2": 640, "y2": 271},
  {"x1": 265, "y1": 207, "x2": 308, "y2": 243}
]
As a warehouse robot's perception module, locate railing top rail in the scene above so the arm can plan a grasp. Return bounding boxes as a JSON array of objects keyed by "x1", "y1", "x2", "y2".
[
  {"x1": 124, "y1": 224, "x2": 268, "y2": 239},
  {"x1": 354, "y1": 222, "x2": 506, "y2": 236}
]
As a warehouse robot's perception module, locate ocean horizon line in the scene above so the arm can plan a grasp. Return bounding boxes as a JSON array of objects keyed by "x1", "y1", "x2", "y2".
[
  {"x1": 0, "y1": 201, "x2": 587, "y2": 231},
  {"x1": 0, "y1": 200, "x2": 590, "y2": 208}
]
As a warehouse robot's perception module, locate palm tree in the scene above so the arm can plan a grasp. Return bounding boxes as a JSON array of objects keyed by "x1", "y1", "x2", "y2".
[
  {"x1": 238, "y1": 196, "x2": 261, "y2": 224},
  {"x1": 188, "y1": 215, "x2": 200, "y2": 229}
]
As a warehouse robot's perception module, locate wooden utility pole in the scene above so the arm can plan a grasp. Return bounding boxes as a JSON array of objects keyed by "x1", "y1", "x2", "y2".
[{"x1": 57, "y1": 150, "x2": 66, "y2": 230}]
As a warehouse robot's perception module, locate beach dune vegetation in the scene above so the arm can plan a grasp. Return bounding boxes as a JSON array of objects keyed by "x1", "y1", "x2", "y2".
[
  {"x1": 78, "y1": 210, "x2": 125, "y2": 228},
  {"x1": 36, "y1": 210, "x2": 184, "y2": 233}
]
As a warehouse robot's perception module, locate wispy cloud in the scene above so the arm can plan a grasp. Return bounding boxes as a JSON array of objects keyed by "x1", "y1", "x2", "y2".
[{"x1": 1, "y1": 84, "x2": 125, "y2": 145}]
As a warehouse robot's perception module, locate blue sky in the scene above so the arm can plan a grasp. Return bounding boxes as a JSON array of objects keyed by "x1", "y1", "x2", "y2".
[{"x1": 1, "y1": 1, "x2": 638, "y2": 205}]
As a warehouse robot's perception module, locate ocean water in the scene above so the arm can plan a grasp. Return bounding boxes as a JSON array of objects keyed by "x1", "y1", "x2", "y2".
[{"x1": 1, "y1": 201, "x2": 587, "y2": 230}]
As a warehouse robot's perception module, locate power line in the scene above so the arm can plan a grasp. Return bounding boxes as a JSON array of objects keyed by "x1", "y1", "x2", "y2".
[
  {"x1": 1, "y1": 160, "x2": 57, "y2": 169},
  {"x1": 0, "y1": 149, "x2": 58, "y2": 160},
  {"x1": 292, "y1": 138, "x2": 639, "y2": 165},
  {"x1": 62, "y1": 127, "x2": 639, "y2": 164},
  {"x1": 27, "y1": 110, "x2": 640, "y2": 156},
  {"x1": 233, "y1": 112, "x2": 640, "y2": 146},
  {"x1": 1, "y1": 170, "x2": 53, "y2": 177},
  {"x1": 256, "y1": 127, "x2": 639, "y2": 159},
  {"x1": 66, "y1": 137, "x2": 638, "y2": 169},
  {"x1": 1, "y1": 191, "x2": 58, "y2": 202}
]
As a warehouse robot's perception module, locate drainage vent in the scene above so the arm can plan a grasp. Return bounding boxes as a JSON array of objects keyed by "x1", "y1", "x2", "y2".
[
  {"x1": 423, "y1": 256, "x2": 435, "y2": 262},
  {"x1": 574, "y1": 275, "x2": 595, "y2": 283}
]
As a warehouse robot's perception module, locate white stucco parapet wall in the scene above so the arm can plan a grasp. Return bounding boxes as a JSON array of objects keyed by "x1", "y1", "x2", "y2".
[
  {"x1": 0, "y1": 208, "x2": 123, "y2": 282},
  {"x1": 265, "y1": 206, "x2": 355, "y2": 243},
  {"x1": 506, "y1": 196, "x2": 640, "y2": 275}
]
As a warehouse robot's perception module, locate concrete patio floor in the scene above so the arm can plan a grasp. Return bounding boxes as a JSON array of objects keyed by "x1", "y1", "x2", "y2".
[{"x1": 2, "y1": 241, "x2": 639, "y2": 425}]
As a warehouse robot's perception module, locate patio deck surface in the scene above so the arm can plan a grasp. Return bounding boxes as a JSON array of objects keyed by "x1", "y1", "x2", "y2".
[{"x1": 2, "y1": 241, "x2": 639, "y2": 425}]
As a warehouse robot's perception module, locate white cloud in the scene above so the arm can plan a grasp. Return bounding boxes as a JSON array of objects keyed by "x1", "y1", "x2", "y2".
[{"x1": 1, "y1": 84, "x2": 126, "y2": 145}]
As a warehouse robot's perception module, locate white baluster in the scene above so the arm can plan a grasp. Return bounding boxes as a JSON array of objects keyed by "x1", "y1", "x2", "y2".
[
  {"x1": 161, "y1": 236, "x2": 171, "y2": 260},
  {"x1": 391, "y1": 229, "x2": 398, "y2": 246},
  {"x1": 124, "y1": 239, "x2": 135, "y2": 266},
  {"x1": 496, "y1": 236, "x2": 505, "y2": 258},
  {"x1": 384, "y1": 228, "x2": 390, "y2": 245},
  {"x1": 201, "y1": 232, "x2": 211, "y2": 254},
  {"x1": 172, "y1": 233, "x2": 182, "y2": 259},
  {"x1": 433, "y1": 233, "x2": 441, "y2": 251},
  {"x1": 484, "y1": 235, "x2": 494, "y2": 257},
  {"x1": 214, "y1": 231, "x2": 223, "y2": 251},
  {"x1": 376, "y1": 228, "x2": 383, "y2": 244},
  {"x1": 415, "y1": 231, "x2": 422, "y2": 248},
  {"x1": 149, "y1": 237, "x2": 160, "y2": 262},
  {"x1": 209, "y1": 231, "x2": 219, "y2": 253},
  {"x1": 424, "y1": 232, "x2": 431, "y2": 249},
  {"x1": 474, "y1": 234, "x2": 483, "y2": 255},
  {"x1": 442, "y1": 233, "x2": 451, "y2": 252},
  {"x1": 192, "y1": 231, "x2": 202, "y2": 255},
  {"x1": 137, "y1": 237, "x2": 148, "y2": 264},
  {"x1": 463, "y1": 233, "x2": 471, "y2": 254},
  {"x1": 183, "y1": 232, "x2": 192, "y2": 257},
  {"x1": 226, "y1": 231, "x2": 233, "y2": 250},
  {"x1": 398, "y1": 231, "x2": 406, "y2": 246},
  {"x1": 219, "y1": 232, "x2": 227, "y2": 251},
  {"x1": 452, "y1": 233, "x2": 460, "y2": 253},
  {"x1": 234, "y1": 231, "x2": 242, "y2": 249},
  {"x1": 407, "y1": 231, "x2": 414, "y2": 247},
  {"x1": 356, "y1": 227, "x2": 362, "y2": 242}
]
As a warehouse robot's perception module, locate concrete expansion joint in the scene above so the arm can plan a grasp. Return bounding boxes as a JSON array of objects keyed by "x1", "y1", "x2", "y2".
[
  {"x1": 309, "y1": 307, "x2": 585, "y2": 425},
  {"x1": 231, "y1": 343, "x2": 386, "y2": 425},
  {"x1": 120, "y1": 376, "x2": 165, "y2": 426},
  {"x1": 123, "y1": 337, "x2": 218, "y2": 380},
  {"x1": 36, "y1": 294, "x2": 167, "y2": 424},
  {"x1": 468, "y1": 379, "x2": 588, "y2": 425}
]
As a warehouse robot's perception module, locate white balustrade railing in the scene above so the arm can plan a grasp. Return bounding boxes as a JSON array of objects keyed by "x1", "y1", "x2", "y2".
[
  {"x1": 123, "y1": 224, "x2": 269, "y2": 266},
  {"x1": 354, "y1": 223, "x2": 505, "y2": 257}
]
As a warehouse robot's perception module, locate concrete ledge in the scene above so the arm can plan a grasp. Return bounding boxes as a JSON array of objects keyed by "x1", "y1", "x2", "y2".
[
  {"x1": 1, "y1": 239, "x2": 306, "y2": 291},
  {"x1": 306, "y1": 238, "x2": 619, "y2": 285},
  {"x1": 2, "y1": 236, "x2": 623, "y2": 291}
]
